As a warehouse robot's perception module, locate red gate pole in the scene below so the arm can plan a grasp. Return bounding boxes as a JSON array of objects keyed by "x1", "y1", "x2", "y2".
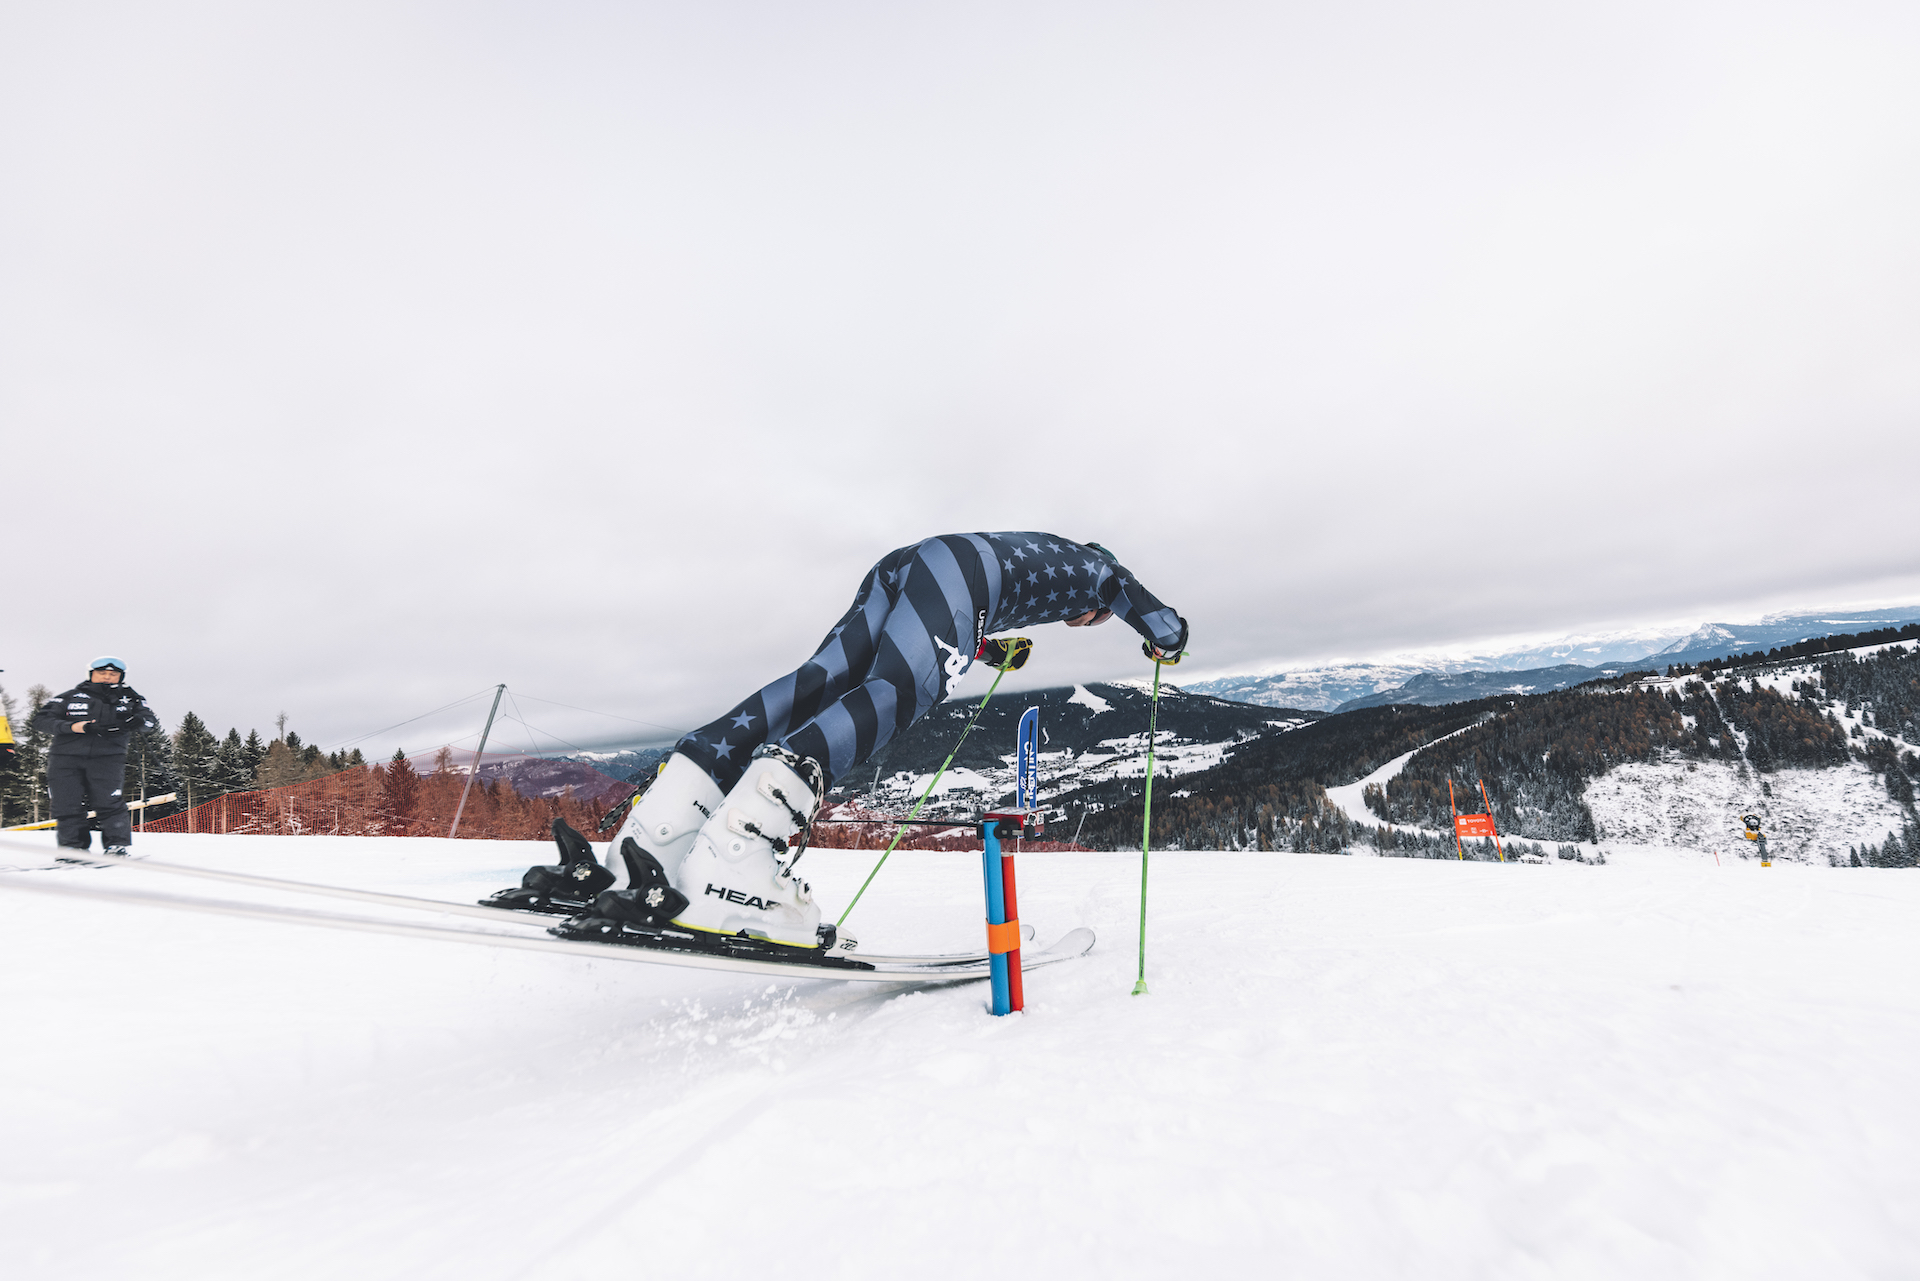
[
  {"x1": 1002, "y1": 842, "x2": 1024, "y2": 1013},
  {"x1": 1477, "y1": 779, "x2": 1505, "y2": 862},
  {"x1": 1448, "y1": 779, "x2": 1465, "y2": 860}
]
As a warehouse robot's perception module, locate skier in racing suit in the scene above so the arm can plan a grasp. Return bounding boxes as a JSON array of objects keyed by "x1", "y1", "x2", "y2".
[
  {"x1": 511, "y1": 533, "x2": 1185, "y2": 949},
  {"x1": 31, "y1": 656, "x2": 160, "y2": 852},
  {"x1": 675, "y1": 532, "x2": 1186, "y2": 795}
]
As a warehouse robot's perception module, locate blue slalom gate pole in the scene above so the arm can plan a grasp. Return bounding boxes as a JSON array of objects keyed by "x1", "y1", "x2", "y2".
[{"x1": 981, "y1": 820, "x2": 1012, "y2": 1015}]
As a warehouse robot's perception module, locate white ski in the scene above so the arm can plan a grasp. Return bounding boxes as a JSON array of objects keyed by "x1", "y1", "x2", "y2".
[
  {"x1": 0, "y1": 841, "x2": 1035, "y2": 967},
  {"x1": 0, "y1": 871, "x2": 1096, "y2": 983}
]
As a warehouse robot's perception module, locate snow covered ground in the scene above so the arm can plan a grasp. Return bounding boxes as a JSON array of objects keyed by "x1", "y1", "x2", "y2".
[
  {"x1": 5, "y1": 832, "x2": 1919, "y2": 1279},
  {"x1": 1585, "y1": 758, "x2": 1908, "y2": 863}
]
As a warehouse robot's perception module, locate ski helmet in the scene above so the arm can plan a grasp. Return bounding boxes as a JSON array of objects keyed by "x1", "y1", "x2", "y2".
[{"x1": 89, "y1": 655, "x2": 127, "y2": 675}]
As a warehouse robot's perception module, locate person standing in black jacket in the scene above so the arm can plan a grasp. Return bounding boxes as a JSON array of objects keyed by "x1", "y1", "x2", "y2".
[{"x1": 31, "y1": 657, "x2": 160, "y2": 853}]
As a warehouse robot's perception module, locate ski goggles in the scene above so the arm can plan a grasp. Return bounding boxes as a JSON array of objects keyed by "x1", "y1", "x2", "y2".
[{"x1": 89, "y1": 655, "x2": 127, "y2": 674}]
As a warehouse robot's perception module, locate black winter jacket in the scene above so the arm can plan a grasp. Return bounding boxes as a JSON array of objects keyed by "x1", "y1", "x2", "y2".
[{"x1": 32, "y1": 683, "x2": 160, "y2": 759}]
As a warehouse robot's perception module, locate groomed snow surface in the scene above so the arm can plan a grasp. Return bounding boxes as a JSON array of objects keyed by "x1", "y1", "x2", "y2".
[{"x1": 5, "y1": 833, "x2": 1919, "y2": 1280}]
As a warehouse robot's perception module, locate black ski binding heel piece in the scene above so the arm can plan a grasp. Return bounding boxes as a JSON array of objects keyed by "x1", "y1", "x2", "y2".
[
  {"x1": 479, "y1": 819, "x2": 615, "y2": 915},
  {"x1": 582, "y1": 838, "x2": 690, "y2": 927}
]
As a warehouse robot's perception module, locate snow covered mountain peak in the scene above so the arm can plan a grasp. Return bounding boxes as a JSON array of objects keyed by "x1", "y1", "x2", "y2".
[{"x1": 1183, "y1": 606, "x2": 1920, "y2": 712}]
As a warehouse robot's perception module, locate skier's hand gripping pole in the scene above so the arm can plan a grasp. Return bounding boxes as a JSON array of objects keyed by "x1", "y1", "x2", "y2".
[
  {"x1": 1141, "y1": 616, "x2": 1190, "y2": 666},
  {"x1": 976, "y1": 635, "x2": 1032, "y2": 671}
]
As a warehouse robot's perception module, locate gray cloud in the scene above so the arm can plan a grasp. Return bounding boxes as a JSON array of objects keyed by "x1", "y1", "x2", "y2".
[{"x1": 4, "y1": 1, "x2": 1917, "y2": 761}]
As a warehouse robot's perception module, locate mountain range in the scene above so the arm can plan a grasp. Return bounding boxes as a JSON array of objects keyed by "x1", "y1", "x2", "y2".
[
  {"x1": 476, "y1": 609, "x2": 1920, "y2": 817},
  {"x1": 425, "y1": 748, "x2": 669, "y2": 802},
  {"x1": 1186, "y1": 606, "x2": 1920, "y2": 712},
  {"x1": 1332, "y1": 664, "x2": 1630, "y2": 712}
]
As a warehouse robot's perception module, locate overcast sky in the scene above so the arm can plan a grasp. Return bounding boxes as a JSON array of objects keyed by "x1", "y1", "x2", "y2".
[{"x1": 4, "y1": 1, "x2": 1917, "y2": 762}]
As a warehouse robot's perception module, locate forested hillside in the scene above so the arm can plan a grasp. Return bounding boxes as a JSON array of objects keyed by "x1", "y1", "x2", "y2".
[
  {"x1": 1818, "y1": 645, "x2": 1920, "y2": 756},
  {"x1": 1670, "y1": 622, "x2": 1920, "y2": 681},
  {"x1": 1069, "y1": 646, "x2": 1919, "y2": 858},
  {"x1": 1071, "y1": 701, "x2": 1498, "y2": 852},
  {"x1": 1369, "y1": 676, "x2": 1858, "y2": 840}
]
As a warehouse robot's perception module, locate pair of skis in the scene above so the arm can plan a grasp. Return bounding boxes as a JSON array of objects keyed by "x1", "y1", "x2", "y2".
[{"x1": 0, "y1": 838, "x2": 1093, "y2": 984}]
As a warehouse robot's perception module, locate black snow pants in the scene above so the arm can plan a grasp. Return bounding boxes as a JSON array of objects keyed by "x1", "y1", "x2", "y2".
[{"x1": 49, "y1": 753, "x2": 132, "y2": 849}]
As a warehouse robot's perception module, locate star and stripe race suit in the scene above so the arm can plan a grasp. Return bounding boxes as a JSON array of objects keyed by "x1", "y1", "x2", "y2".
[{"x1": 675, "y1": 532, "x2": 1185, "y2": 794}]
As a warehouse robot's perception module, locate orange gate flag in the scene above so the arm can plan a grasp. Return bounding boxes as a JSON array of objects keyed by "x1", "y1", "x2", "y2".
[{"x1": 1455, "y1": 813, "x2": 1498, "y2": 839}]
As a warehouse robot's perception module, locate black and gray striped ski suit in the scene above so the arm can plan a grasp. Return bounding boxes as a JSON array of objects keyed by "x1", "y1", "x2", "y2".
[{"x1": 676, "y1": 532, "x2": 1184, "y2": 793}]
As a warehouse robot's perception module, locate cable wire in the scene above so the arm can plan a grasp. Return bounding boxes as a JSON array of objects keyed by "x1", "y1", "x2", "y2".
[
  {"x1": 333, "y1": 689, "x2": 496, "y2": 750},
  {"x1": 509, "y1": 692, "x2": 686, "y2": 737}
]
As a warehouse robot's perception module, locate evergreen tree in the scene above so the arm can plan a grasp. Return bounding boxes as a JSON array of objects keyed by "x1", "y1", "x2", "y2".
[
  {"x1": 383, "y1": 748, "x2": 421, "y2": 830},
  {"x1": 216, "y1": 729, "x2": 253, "y2": 793},
  {"x1": 3, "y1": 685, "x2": 55, "y2": 826},
  {"x1": 127, "y1": 720, "x2": 182, "y2": 821},
  {"x1": 0, "y1": 684, "x2": 41, "y2": 827},
  {"x1": 243, "y1": 729, "x2": 267, "y2": 778},
  {"x1": 256, "y1": 740, "x2": 303, "y2": 790},
  {"x1": 172, "y1": 712, "x2": 223, "y2": 811}
]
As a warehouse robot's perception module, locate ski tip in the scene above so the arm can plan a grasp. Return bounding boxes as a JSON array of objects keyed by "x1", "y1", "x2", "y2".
[{"x1": 1049, "y1": 926, "x2": 1096, "y2": 957}]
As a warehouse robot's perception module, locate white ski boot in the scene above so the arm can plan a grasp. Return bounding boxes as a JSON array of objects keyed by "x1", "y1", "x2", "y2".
[
  {"x1": 669, "y1": 745, "x2": 827, "y2": 948},
  {"x1": 604, "y1": 752, "x2": 727, "y2": 889}
]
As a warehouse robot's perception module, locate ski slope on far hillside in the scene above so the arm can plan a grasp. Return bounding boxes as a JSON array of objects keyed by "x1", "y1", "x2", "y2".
[
  {"x1": 1321, "y1": 718, "x2": 1488, "y2": 833},
  {"x1": 5, "y1": 832, "x2": 1919, "y2": 1279}
]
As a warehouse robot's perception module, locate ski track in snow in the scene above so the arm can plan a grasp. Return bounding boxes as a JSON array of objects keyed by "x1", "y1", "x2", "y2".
[
  {"x1": 1321, "y1": 720, "x2": 1486, "y2": 834},
  {"x1": 4, "y1": 832, "x2": 1920, "y2": 1279}
]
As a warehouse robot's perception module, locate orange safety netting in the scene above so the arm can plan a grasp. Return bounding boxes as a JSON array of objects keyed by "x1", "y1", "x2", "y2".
[
  {"x1": 133, "y1": 766, "x2": 1095, "y2": 851},
  {"x1": 139, "y1": 762, "x2": 622, "y2": 841},
  {"x1": 804, "y1": 801, "x2": 1093, "y2": 853}
]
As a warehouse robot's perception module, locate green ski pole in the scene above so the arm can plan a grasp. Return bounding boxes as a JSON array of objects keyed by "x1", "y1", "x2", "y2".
[
  {"x1": 838, "y1": 656, "x2": 1020, "y2": 930},
  {"x1": 1134, "y1": 656, "x2": 1167, "y2": 996}
]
